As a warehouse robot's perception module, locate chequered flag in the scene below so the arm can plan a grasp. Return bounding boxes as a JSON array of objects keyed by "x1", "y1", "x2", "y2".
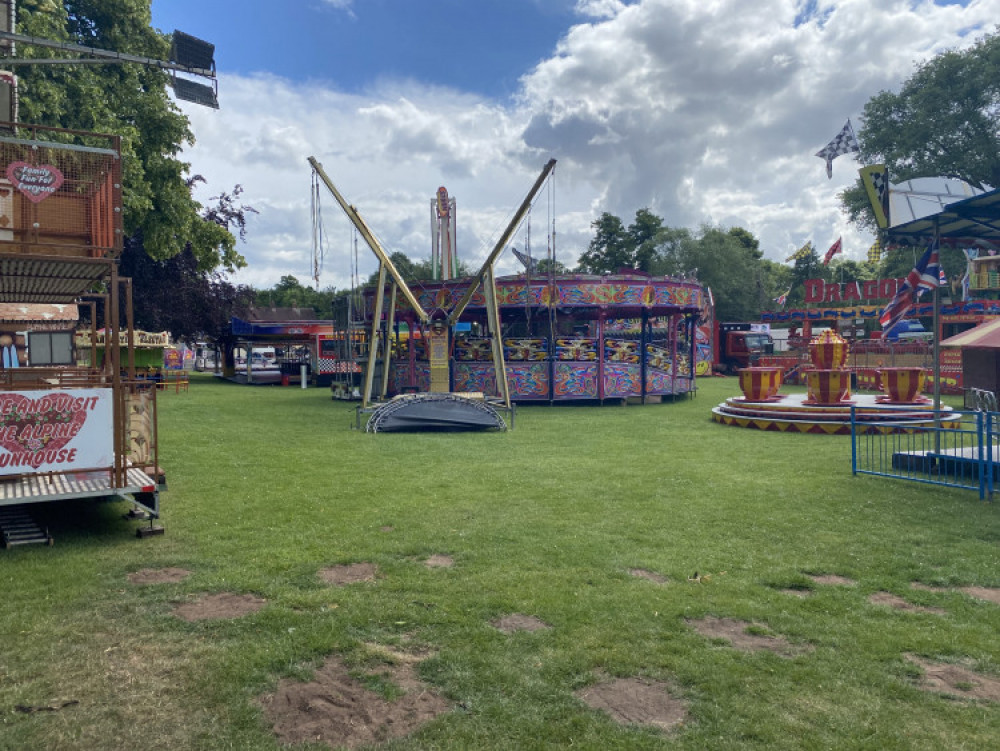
[
  {"x1": 816, "y1": 120, "x2": 860, "y2": 178},
  {"x1": 785, "y1": 241, "x2": 813, "y2": 263},
  {"x1": 866, "y1": 238, "x2": 883, "y2": 264}
]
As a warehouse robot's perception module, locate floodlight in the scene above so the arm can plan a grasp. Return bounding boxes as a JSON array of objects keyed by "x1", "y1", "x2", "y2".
[
  {"x1": 171, "y1": 76, "x2": 218, "y2": 109},
  {"x1": 170, "y1": 30, "x2": 215, "y2": 72}
]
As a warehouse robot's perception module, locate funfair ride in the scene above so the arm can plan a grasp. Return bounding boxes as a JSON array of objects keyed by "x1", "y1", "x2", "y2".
[{"x1": 307, "y1": 157, "x2": 557, "y2": 431}]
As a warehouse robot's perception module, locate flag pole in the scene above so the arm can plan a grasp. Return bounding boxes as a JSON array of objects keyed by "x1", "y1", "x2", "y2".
[
  {"x1": 933, "y1": 220, "x2": 941, "y2": 412},
  {"x1": 932, "y1": 221, "x2": 943, "y2": 476}
]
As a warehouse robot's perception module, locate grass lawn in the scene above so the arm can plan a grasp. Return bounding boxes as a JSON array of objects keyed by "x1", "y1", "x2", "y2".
[{"x1": 2, "y1": 374, "x2": 998, "y2": 749}]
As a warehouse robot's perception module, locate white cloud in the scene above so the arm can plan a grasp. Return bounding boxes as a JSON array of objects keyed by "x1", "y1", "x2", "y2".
[
  {"x1": 176, "y1": 0, "x2": 1000, "y2": 291},
  {"x1": 320, "y1": 0, "x2": 355, "y2": 13},
  {"x1": 575, "y1": 0, "x2": 629, "y2": 19}
]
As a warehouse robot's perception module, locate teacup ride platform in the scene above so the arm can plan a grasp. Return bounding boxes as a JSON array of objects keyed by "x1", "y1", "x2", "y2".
[
  {"x1": 712, "y1": 332, "x2": 960, "y2": 434},
  {"x1": 711, "y1": 391, "x2": 958, "y2": 435}
]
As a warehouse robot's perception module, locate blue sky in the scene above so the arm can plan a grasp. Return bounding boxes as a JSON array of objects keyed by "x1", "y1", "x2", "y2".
[
  {"x1": 148, "y1": 1, "x2": 1000, "y2": 290},
  {"x1": 152, "y1": 0, "x2": 578, "y2": 99}
]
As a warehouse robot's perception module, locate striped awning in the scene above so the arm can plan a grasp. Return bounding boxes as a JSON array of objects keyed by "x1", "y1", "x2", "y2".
[{"x1": 940, "y1": 318, "x2": 1000, "y2": 349}]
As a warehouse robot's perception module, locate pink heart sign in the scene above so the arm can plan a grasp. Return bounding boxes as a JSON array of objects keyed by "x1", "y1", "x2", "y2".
[
  {"x1": 6, "y1": 161, "x2": 65, "y2": 203},
  {"x1": 0, "y1": 393, "x2": 92, "y2": 472}
]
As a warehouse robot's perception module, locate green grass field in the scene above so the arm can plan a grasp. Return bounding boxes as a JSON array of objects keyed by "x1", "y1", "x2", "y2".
[{"x1": 2, "y1": 375, "x2": 998, "y2": 749}]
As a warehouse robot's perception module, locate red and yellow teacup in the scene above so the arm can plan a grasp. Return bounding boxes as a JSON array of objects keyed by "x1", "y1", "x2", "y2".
[
  {"x1": 876, "y1": 367, "x2": 926, "y2": 403},
  {"x1": 805, "y1": 369, "x2": 851, "y2": 404},
  {"x1": 738, "y1": 366, "x2": 783, "y2": 401}
]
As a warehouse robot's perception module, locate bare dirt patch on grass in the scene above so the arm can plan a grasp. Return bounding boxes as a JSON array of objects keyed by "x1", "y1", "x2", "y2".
[
  {"x1": 577, "y1": 677, "x2": 688, "y2": 732},
  {"x1": 687, "y1": 616, "x2": 811, "y2": 657},
  {"x1": 807, "y1": 574, "x2": 856, "y2": 586},
  {"x1": 868, "y1": 591, "x2": 947, "y2": 615},
  {"x1": 127, "y1": 567, "x2": 192, "y2": 585},
  {"x1": 491, "y1": 614, "x2": 550, "y2": 633},
  {"x1": 172, "y1": 592, "x2": 266, "y2": 621},
  {"x1": 319, "y1": 562, "x2": 378, "y2": 585},
  {"x1": 960, "y1": 586, "x2": 1000, "y2": 605},
  {"x1": 424, "y1": 554, "x2": 454, "y2": 568},
  {"x1": 629, "y1": 568, "x2": 668, "y2": 584},
  {"x1": 260, "y1": 653, "x2": 449, "y2": 749},
  {"x1": 906, "y1": 654, "x2": 1000, "y2": 702}
]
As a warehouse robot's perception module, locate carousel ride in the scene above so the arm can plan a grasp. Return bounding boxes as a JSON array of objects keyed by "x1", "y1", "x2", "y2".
[{"x1": 712, "y1": 330, "x2": 960, "y2": 434}]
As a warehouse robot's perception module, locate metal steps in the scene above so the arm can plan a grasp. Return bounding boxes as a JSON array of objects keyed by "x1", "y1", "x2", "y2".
[{"x1": 0, "y1": 505, "x2": 53, "y2": 547}]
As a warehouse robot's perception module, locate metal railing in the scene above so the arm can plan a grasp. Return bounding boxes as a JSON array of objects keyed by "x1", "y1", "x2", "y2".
[{"x1": 851, "y1": 405, "x2": 996, "y2": 500}]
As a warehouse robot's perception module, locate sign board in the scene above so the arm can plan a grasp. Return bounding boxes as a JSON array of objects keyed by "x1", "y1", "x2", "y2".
[
  {"x1": 0, "y1": 388, "x2": 114, "y2": 475},
  {"x1": 75, "y1": 330, "x2": 170, "y2": 348}
]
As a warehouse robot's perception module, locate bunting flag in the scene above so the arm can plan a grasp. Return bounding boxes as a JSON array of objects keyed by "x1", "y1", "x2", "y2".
[
  {"x1": 816, "y1": 120, "x2": 860, "y2": 179},
  {"x1": 866, "y1": 238, "x2": 883, "y2": 264},
  {"x1": 822, "y1": 237, "x2": 843, "y2": 266},
  {"x1": 879, "y1": 242, "x2": 941, "y2": 330},
  {"x1": 774, "y1": 288, "x2": 791, "y2": 308},
  {"x1": 859, "y1": 164, "x2": 890, "y2": 229},
  {"x1": 785, "y1": 241, "x2": 813, "y2": 263}
]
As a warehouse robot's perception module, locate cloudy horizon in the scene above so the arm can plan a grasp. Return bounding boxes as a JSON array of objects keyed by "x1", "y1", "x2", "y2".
[{"x1": 153, "y1": 0, "x2": 1000, "y2": 290}]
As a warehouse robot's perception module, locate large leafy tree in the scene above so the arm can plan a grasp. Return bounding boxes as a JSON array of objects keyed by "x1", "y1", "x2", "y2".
[
  {"x1": 116, "y1": 238, "x2": 255, "y2": 343},
  {"x1": 110, "y1": 185, "x2": 257, "y2": 342},
  {"x1": 669, "y1": 225, "x2": 772, "y2": 321},
  {"x1": 841, "y1": 29, "x2": 1000, "y2": 232},
  {"x1": 14, "y1": 0, "x2": 244, "y2": 270},
  {"x1": 577, "y1": 209, "x2": 667, "y2": 274}
]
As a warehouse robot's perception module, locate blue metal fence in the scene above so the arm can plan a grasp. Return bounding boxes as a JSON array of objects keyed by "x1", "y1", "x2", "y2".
[{"x1": 851, "y1": 404, "x2": 996, "y2": 500}]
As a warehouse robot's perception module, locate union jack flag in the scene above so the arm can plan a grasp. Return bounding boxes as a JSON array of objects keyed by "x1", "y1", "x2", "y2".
[{"x1": 879, "y1": 243, "x2": 941, "y2": 330}]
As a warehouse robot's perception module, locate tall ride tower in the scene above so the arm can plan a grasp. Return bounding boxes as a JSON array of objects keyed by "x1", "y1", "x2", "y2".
[{"x1": 431, "y1": 186, "x2": 457, "y2": 280}]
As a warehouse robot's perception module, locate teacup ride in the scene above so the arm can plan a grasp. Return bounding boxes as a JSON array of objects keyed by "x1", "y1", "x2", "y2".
[
  {"x1": 874, "y1": 367, "x2": 930, "y2": 404},
  {"x1": 713, "y1": 331, "x2": 956, "y2": 434},
  {"x1": 736, "y1": 366, "x2": 783, "y2": 402}
]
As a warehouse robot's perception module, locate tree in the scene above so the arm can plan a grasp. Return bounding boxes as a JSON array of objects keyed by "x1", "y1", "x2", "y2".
[
  {"x1": 841, "y1": 29, "x2": 1000, "y2": 231},
  {"x1": 255, "y1": 275, "x2": 336, "y2": 316},
  {"x1": 576, "y1": 212, "x2": 632, "y2": 273},
  {"x1": 577, "y1": 210, "x2": 667, "y2": 273},
  {"x1": 116, "y1": 236, "x2": 254, "y2": 343},
  {"x1": 678, "y1": 225, "x2": 769, "y2": 321},
  {"x1": 363, "y1": 252, "x2": 473, "y2": 288},
  {"x1": 627, "y1": 208, "x2": 664, "y2": 271},
  {"x1": 535, "y1": 258, "x2": 569, "y2": 275},
  {"x1": 15, "y1": 0, "x2": 245, "y2": 271}
]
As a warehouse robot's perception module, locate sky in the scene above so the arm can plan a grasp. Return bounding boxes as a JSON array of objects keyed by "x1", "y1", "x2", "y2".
[{"x1": 149, "y1": 0, "x2": 999, "y2": 291}]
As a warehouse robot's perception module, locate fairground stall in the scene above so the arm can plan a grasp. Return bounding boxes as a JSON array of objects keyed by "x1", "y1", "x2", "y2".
[
  {"x1": 74, "y1": 328, "x2": 171, "y2": 387},
  {"x1": 0, "y1": 122, "x2": 162, "y2": 546},
  {"x1": 228, "y1": 307, "x2": 334, "y2": 385},
  {"x1": 382, "y1": 273, "x2": 704, "y2": 403}
]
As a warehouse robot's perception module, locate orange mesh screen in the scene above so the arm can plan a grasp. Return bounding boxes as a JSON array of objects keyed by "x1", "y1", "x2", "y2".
[{"x1": 0, "y1": 124, "x2": 122, "y2": 259}]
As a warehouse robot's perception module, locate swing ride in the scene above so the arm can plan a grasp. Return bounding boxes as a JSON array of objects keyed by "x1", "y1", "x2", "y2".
[
  {"x1": 308, "y1": 156, "x2": 557, "y2": 431},
  {"x1": 308, "y1": 156, "x2": 706, "y2": 431}
]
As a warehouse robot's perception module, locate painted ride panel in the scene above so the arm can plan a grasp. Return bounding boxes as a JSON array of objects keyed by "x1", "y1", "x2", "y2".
[{"x1": 376, "y1": 274, "x2": 704, "y2": 402}]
